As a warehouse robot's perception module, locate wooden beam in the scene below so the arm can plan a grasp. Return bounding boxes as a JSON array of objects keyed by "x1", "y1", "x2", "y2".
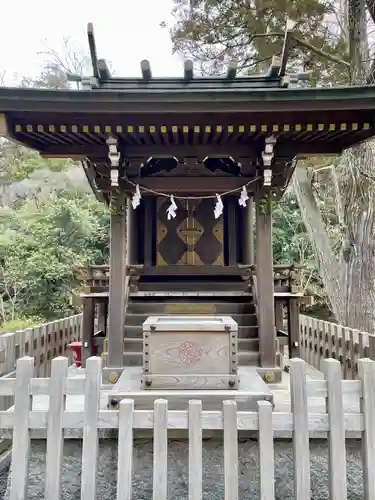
[
  {"x1": 184, "y1": 60, "x2": 194, "y2": 80},
  {"x1": 107, "y1": 199, "x2": 127, "y2": 368},
  {"x1": 98, "y1": 59, "x2": 112, "y2": 80},
  {"x1": 95, "y1": 176, "x2": 285, "y2": 194},
  {"x1": 40, "y1": 141, "x2": 342, "y2": 160},
  {"x1": 129, "y1": 265, "x2": 252, "y2": 277},
  {"x1": 255, "y1": 193, "x2": 276, "y2": 367},
  {"x1": 87, "y1": 23, "x2": 100, "y2": 79},
  {"x1": 141, "y1": 60, "x2": 152, "y2": 81},
  {"x1": 125, "y1": 177, "x2": 250, "y2": 193},
  {"x1": 279, "y1": 19, "x2": 296, "y2": 77}
]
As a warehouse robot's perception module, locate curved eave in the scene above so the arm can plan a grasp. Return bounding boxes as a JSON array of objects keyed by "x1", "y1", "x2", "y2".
[{"x1": 1, "y1": 85, "x2": 375, "y2": 113}]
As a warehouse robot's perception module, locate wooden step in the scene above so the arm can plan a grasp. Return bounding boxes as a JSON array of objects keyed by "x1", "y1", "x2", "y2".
[
  {"x1": 128, "y1": 301, "x2": 256, "y2": 314},
  {"x1": 124, "y1": 325, "x2": 259, "y2": 339},
  {"x1": 130, "y1": 291, "x2": 252, "y2": 297},
  {"x1": 125, "y1": 312, "x2": 258, "y2": 326},
  {"x1": 139, "y1": 282, "x2": 249, "y2": 292},
  {"x1": 121, "y1": 350, "x2": 260, "y2": 367},
  {"x1": 123, "y1": 337, "x2": 259, "y2": 352}
]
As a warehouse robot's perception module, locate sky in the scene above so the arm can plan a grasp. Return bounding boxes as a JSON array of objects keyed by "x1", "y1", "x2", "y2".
[{"x1": 0, "y1": 0, "x2": 183, "y2": 84}]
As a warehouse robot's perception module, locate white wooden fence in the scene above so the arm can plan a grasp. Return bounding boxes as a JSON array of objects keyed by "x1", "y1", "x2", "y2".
[
  {"x1": 3, "y1": 355, "x2": 375, "y2": 499},
  {"x1": 0, "y1": 314, "x2": 82, "y2": 412},
  {"x1": 300, "y1": 314, "x2": 375, "y2": 378},
  {"x1": 0, "y1": 313, "x2": 82, "y2": 378}
]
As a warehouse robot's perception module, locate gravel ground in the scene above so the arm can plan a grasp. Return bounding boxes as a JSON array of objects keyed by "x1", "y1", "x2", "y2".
[
  {"x1": 0, "y1": 470, "x2": 8, "y2": 500},
  {"x1": 2, "y1": 438, "x2": 364, "y2": 499}
]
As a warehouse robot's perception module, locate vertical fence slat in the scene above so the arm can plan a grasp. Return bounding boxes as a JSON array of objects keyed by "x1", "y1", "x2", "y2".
[
  {"x1": 81, "y1": 357, "x2": 101, "y2": 500},
  {"x1": 290, "y1": 358, "x2": 310, "y2": 500},
  {"x1": 10, "y1": 357, "x2": 34, "y2": 500},
  {"x1": 153, "y1": 399, "x2": 168, "y2": 500},
  {"x1": 223, "y1": 400, "x2": 238, "y2": 500},
  {"x1": 358, "y1": 359, "x2": 375, "y2": 500},
  {"x1": 323, "y1": 359, "x2": 347, "y2": 500},
  {"x1": 117, "y1": 399, "x2": 134, "y2": 500},
  {"x1": 4, "y1": 333, "x2": 16, "y2": 375},
  {"x1": 258, "y1": 400, "x2": 275, "y2": 500},
  {"x1": 188, "y1": 400, "x2": 202, "y2": 500},
  {"x1": 44, "y1": 357, "x2": 68, "y2": 500}
]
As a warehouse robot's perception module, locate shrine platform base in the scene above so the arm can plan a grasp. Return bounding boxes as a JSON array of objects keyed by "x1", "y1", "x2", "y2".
[{"x1": 107, "y1": 365, "x2": 273, "y2": 411}]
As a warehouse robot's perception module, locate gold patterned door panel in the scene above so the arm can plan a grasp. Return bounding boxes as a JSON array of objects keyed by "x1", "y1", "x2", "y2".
[{"x1": 156, "y1": 197, "x2": 224, "y2": 266}]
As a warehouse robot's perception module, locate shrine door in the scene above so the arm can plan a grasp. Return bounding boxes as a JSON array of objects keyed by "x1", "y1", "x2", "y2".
[{"x1": 156, "y1": 197, "x2": 224, "y2": 266}]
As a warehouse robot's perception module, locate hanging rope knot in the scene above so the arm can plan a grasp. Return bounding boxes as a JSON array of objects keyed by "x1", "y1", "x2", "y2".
[
  {"x1": 131, "y1": 184, "x2": 142, "y2": 209},
  {"x1": 166, "y1": 195, "x2": 178, "y2": 220}
]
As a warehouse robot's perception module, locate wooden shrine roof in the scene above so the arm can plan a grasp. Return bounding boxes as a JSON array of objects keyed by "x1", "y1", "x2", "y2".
[
  {"x1": 0, "y1": 84, "x2": 375, "y2": 155},
  {"x1": 1, "y1": 22, "x2": 375, "y2": 201}
]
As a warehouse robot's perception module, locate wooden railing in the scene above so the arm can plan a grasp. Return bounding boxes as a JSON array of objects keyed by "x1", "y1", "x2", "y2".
[
  {"x1": 4, "y1": 356, "x2": 375, "y2": 499},
  {"x1": 77, "y1": 263, "x2": 302, "y2": 293},
  {"x1": 299, "y1": 315, "x2": 375, "y2": 378}
]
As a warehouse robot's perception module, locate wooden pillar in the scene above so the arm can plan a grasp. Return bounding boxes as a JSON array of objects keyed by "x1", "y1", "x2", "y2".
[
  {"x1": 275, "y1": 301, "x2": 284, "y2": 332},
  {"x1": 287, "y1": 298, "x2": 300, "y2": 359},
  {"x1": 144, "y1": 197, "x2": 153, "y2": 266},
  {"x1": 227, "y1": 196, "x2": 237, "y2": 265},
  {"x1": 255, "y1": 194, "x2": 276, "y2": 367},
  {"x1": 97, "y1": 301, "x2": 107, "y2": 334},
  {"x1": 82, "y1": 297, "x2": 95, "y2": 366},
  {"x1": 242, "y1": 197, "x2": 254, "y2": 265},
  {"x1": 126, "y1": 202, "x2": 137, "y2": 265},
  {"x1": 107, "y1": 197, "x2": 127, "y2": 368}
]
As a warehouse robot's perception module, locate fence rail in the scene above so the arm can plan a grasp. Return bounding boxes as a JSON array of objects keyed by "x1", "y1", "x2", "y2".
[
  {"x1": 300, "y1": 314, "x2": 375, "y2": 378},
  {"x1": 4, "y1": 355, "x2": 375, "y2": 499}
]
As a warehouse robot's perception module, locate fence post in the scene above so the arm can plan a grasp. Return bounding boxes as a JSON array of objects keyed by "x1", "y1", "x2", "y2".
[
  {"x1": 81, "y1": 356, "x2": 101, "y2": 500},
  {"x1": 45, "y1": 357, "x2": 68, "y2": 500},
  {"x1": 290, "y1": 358, "x2": 310, "y2": 500},
  {"x1": 153, "y1": 399, "x2": 168, "y2": 500},
  {"x1": 223, "y1": 400, "x2": 238, "y2": 500},
  {"x1": 188, "y1": 400, "x2": 202, "y2": 500},
  {"x1": 358, "y1": 359, "x2": 375, "y2": 500},
  {"x1": 258, "y1": 400, "x2": 275, "y2": 500},
  {"x1": 117, "y1": 399, "x2": 134, "y2": 500},
  {"x1": 9, "y1": 357, "x2": 34, "y2": 500},
  {"x1": 323, "y1": 359, "x2": 347, "y2": 500}
]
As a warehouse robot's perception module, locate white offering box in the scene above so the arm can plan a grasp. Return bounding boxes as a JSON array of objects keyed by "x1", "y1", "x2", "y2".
[{"x1": 142, "y1": 315, "x2": 238, "y2": 390}]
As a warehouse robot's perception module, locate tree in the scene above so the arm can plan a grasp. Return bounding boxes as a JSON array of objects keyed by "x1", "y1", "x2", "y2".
[
  {"x1": 0, "y1": 188, "x2": 109, "y2": 321},
  {"x1": 166, "y1": 0, "x2": 350, "y2": 84},
  {"x1": 0, "y1": 43, "x2": 109, "y2": 322}
]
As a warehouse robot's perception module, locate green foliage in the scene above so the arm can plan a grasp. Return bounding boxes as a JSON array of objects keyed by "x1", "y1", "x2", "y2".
[
  {"x1": 0, "y1": 317, "x2": 43, "y2": 334},
  {"x1": 0, "y1": 141, "x2": 73, "y2": 185},
  {"x1": 272, "y1": 193, "x2": 326, "y2": 302},
  {"x1": 0, "y1": 189, "x2": 109, "y2": 320},
  {"x1": 167, "y1": 0, "x2": 350, "y2": 85}
]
